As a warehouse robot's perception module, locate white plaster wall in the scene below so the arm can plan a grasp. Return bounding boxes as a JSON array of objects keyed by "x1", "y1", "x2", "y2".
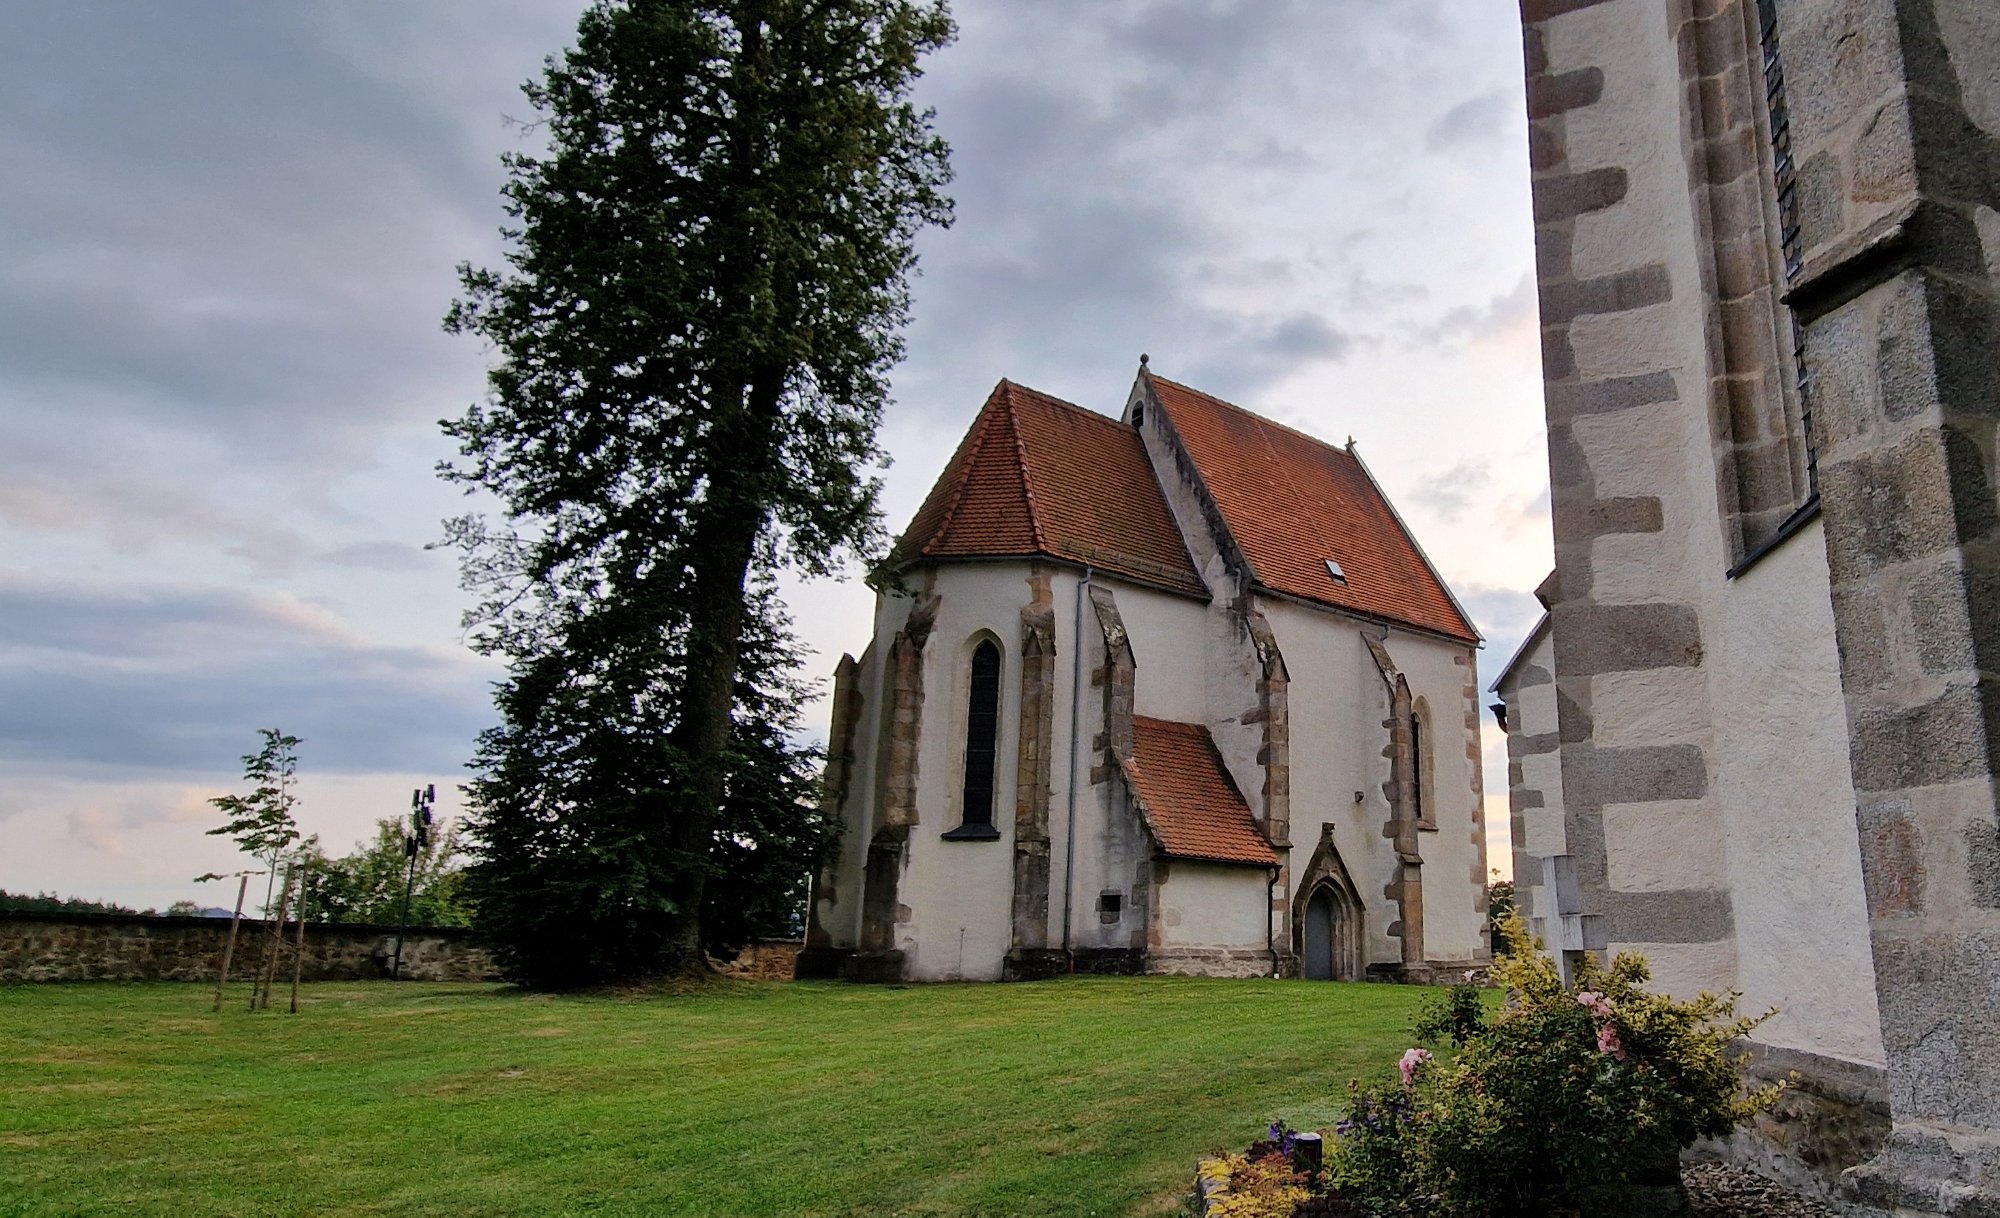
[
  {"x1": 1702, "y1": 525, "x2": 1884, "y2": 1065},
  {"x1": 1258, "y1": 597, "x2": 1400, "y2": 965},
  {"x1": 1158, "y1": 861, "x2": 1270, "y2": 948},
  {"x1": 897, "y1": 563, "x2": 1035, "y2": 980},
  {"x1": 1384, "y1": 630, "x2": 1490, "y2": 963},
  {"x1": 1116, "y1": 585, "x2": 1211, "y2": 724}
]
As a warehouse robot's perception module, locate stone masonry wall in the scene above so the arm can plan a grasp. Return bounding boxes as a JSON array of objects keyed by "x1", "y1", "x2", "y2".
[
  {"x1": 1771, "y1": 0, "x2": 2000, "y2": 1208},
  {"x1": 0, "y1": 912, "x2": 498, "y2": 984}
]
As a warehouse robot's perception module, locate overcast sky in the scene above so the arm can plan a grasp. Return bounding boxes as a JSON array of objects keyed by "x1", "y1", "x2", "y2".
[{"x1": 0, "y1": 1, "x2": 1549, "y2": 910}]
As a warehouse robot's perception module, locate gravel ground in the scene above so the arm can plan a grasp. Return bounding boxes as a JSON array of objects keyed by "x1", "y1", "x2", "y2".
[{"x1": 1684, "y1": 1162, "x2": 1842, "y2": 1217}]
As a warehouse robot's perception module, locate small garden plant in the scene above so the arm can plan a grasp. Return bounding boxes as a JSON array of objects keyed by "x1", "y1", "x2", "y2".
[{"x1": 1200, "y1": 917, "x2": 1784, "y2": 1217}]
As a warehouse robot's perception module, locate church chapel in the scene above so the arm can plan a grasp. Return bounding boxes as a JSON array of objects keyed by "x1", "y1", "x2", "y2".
[{"x1": 797, "y1": 364, "x2": 1493, "y2": 984}]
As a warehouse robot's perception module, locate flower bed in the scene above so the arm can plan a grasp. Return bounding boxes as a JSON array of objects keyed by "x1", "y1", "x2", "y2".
[{"x1": 1197, "y1": 918, "x2": 1783, "y2": 1217}]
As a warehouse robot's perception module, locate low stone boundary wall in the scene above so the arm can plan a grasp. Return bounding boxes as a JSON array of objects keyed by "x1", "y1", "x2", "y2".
[
  {"x1": 0, "y1": 911, "x2": 499, "y2": 984},
  {"x1": 716, "y1": 939, "x2": 801, "y2": 980}
]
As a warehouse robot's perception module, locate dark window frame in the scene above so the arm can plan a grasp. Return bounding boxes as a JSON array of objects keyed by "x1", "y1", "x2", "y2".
[{"x1": 942, "y1": 637, "x2": 1004, "y2": 841}]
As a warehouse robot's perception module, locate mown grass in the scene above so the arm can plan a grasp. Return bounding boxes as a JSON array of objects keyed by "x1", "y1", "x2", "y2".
[{"x1": 0, "y1": 976, "x2": 1435, "y2": 1217}]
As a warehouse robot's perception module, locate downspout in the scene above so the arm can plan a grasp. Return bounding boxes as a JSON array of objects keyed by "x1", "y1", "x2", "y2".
[
  {"x1": 1061, "y1": 566, "x2": 1094, "y2": 967},
  {"x1": 1267, "y1": 866, "x2": 1281, "y2": 979}
]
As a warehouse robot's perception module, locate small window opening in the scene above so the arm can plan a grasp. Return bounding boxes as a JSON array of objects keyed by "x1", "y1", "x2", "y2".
[
  {"x1": 1131, "y1": 404, "x2": 1145, "y2": 428},
  {"x1": 1097, "y1": 892, "x2": 1123, "y2": 923},
  {"x1": 1324, "y1": 559, "x2": 1346, "y2": 584},
  {"x1": 1410, "y1": 712, "x2": 1424, "y2": 824}
]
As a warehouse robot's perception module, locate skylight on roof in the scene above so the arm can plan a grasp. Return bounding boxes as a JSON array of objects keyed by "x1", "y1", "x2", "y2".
[{"x1": 1325, "y1": 559, "x2": 1347, "y2": 584}]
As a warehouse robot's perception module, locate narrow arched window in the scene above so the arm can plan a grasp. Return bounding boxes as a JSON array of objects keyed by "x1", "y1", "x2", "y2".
[
  {"x1": 1410, "y1": 697, "x2": 1437, "y2": 831},
  {"x1": 1410, "y1": 710, "x2": 1424, "y2": 824},
  {"x1": 945, "y1": 639, "x2": 1003, "y2": 840}
]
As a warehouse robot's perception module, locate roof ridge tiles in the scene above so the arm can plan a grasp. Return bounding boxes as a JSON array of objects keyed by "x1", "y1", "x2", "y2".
[
  {"x1": 917, "y1": 382, "x2": 1006, "y2": 556},
  {"x1": 1147, "y1": 372, "x2": 1358, "y2": 461},
  {"x1": 998, "y1": 382, "x2": 1049, "y2": 553}
]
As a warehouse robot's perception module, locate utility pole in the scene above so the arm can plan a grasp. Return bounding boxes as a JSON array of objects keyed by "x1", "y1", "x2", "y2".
[{"x1": 391, "y1": 785, "x2": 434, "y2": 981}]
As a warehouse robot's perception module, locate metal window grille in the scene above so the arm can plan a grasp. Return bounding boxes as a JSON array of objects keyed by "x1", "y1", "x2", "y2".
[{"x1": 1759, "y1": 0, "x2": 1818, "y2": 493}]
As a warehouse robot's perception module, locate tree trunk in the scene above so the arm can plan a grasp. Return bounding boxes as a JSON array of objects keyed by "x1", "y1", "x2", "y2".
[{"x1": 658, "y1": 370, "x2": 784, "y2": 976}]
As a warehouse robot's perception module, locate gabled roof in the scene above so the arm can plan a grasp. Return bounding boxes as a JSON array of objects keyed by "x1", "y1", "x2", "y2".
[
  {"x1": 1489, "y1": 610, "x2": 1554, "y2": 693},
  {"x1": 893, "y1": 380, "x2": 1206, "y2": 597},
  {"x1": 1124, "y1": 717, "x2": 1277, "y2": 867},
  {"x1": 1144, "y1": 373, "x2": 1479, "y2": 643}
]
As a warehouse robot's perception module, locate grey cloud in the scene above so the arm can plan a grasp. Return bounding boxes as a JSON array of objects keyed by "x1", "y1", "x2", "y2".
[
  {"x1": 0, "y1": 3, "x2": 570, "y2": 552},
  {"x1": 1425, "y1": 90, "x2": 1514, "y2": 153},
  {"x1": 0, "y1": 574, "x2": 493, "y2": 775},
  {"x1": 1410, "y1": 276, "x2": 1537, "y2": 347},
  {"x1": 1411, "y1": 460, "x2": 1495, "y2": 524},
  {"x1": 319, "y1": 541, "x2": 439, "y2": 574}
]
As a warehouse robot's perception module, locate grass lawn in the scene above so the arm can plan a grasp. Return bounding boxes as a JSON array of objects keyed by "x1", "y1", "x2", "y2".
[{"x1": 0, "y1": 976, "x2": 1439, "y2": 1217}]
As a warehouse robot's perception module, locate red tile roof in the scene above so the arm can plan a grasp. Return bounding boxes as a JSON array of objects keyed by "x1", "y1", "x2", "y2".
[
  {"x1": 1145, "y1": 373, "x2": 1478, "y2": 643},
  {"x1": 1124, "y1": 717, "x2": 1277, "y2": 866},
  {"x1": 895, "y1": 380, "x2": 1207, "y2": 596}
]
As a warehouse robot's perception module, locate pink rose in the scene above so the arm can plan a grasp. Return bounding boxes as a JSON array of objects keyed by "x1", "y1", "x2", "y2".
[
  {"x1": 1576, "y1": 990, "x2": 1613, "y2": 1019},
  {"x1": 1398, "y1": 1047, "x2": 1433, "y2": 1088},
  {"x1": 1597, "y1": 1024, "x2": 1627, "y2": 1061}
]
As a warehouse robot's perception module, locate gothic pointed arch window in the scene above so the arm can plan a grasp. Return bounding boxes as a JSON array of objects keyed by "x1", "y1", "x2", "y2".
[{"x1": 943, "y1": 636, "x2": 1004, "y2": 841}]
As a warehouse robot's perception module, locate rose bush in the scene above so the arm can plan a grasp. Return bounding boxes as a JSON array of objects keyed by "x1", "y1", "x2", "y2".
[{"x1": 1320, "y1": 915, "x2": 1783, "y2": 1216}]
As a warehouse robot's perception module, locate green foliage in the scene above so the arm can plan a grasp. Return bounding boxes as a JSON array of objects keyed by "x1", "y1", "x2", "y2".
[
  {"x1": 461, "y1": 584, "x2": 837, "y2": 985},
  {"x1": 1327, "y1": 916, "x2": 1782, "y2": 1217},
  {"x1": 440, "y1": 0, "x2": 952, "y2": 984},
  {"x1": 1412, "y1": 980, "x2": 1486, "y2": 1049},
  {"x1": 206, "y1": 728, "x2": 303, "y2": 900},
  {"x1": 299, "y1": 819, "x2": 473, "y2": 927},
  {"x1": 1485, "y1": 870, "x2": 1515, "y2": 952},
  {"x1": 0, "y1": 890, "x2": 138, "y2": 915}
]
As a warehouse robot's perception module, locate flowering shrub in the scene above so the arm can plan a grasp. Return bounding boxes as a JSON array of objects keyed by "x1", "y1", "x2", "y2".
[
  {"x1": 1324, "y1": 915, "x2": 1783, "y2": 1216},
  {"x1": 1197, "y1": 1150, "x2": 1310, "y2": 1217}
]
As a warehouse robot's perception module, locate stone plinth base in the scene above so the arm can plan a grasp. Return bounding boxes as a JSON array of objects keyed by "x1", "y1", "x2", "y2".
[
  {"x1": 1364, "y1": 958, "x2": 1487, "y2": 986},
  {"x1": 1145, "y1": 947, "x2": 1271, "y2": 979},
  {"x1": 839, "y1": 950, "x2": 906, "y2": 984},
  {"x1": 1002, "y1": 949, "x2": 1069, "y2": 981},
  {"x1": 1689, "y1": 1041, "x2": 1889, "y2": 1204},
  {"x1": 790, "y1": 945, "x2": 852, "y2": 980},
  {"x1": 1844, "y1": 1123, "x2": 2000, "y2": 1216},
  {"x1": 1071, "y1": 947, "x2": 1145, "y2": 975}
]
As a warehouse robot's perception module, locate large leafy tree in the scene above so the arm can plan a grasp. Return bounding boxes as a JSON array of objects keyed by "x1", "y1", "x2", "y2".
[
  {"x1": 443, "y1": 0, "x2": 950, "y2": 984},
  {"x1": 300, "y1": 819, "x2": 473, "y2": 928}
]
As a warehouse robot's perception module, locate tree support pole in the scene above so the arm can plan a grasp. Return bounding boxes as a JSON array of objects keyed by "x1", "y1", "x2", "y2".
[
  {"x1": 212, "y1": 873, "x2": 248, "y2": 1014},
  {"x1": 255, "y1": 867, "x2": 294, "y2": 1012},
  {"x1": 289, "y1": 872, "x2": 309, "y2": 1014}
]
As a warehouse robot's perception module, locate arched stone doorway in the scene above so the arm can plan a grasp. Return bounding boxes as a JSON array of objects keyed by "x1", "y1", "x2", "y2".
[
  {"x1": 1292, "y1": 831, "x2": 1365, "y2": 980},
  {"x1": 1303, "y1": 888, "x2": 1337, "y2": 980}
]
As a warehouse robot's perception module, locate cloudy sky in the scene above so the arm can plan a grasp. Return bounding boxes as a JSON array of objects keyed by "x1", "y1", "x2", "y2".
[{"x1": 0, "y1": 1, "x2": 1549, "y2": 910}]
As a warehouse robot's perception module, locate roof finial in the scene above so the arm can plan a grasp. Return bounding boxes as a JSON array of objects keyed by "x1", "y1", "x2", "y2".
[
  {"x1": 1138, "y1": 352, "x2": 1149, "y2": 367},
  {"x1": 1345, "y1": 435, "x2": 1356, "y2": 451}
]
